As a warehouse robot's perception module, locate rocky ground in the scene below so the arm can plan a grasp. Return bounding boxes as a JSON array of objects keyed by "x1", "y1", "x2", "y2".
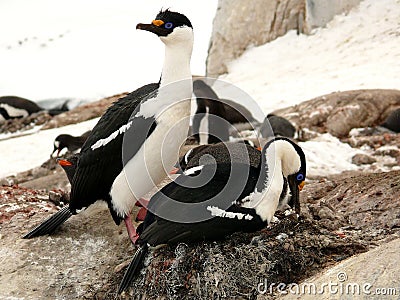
[
  {"x1": 0, "y1": 89, "x2": 399, "y2": 299},
  {"x1": 1, "y1": 169, "x2": 399, "y2": 299}
]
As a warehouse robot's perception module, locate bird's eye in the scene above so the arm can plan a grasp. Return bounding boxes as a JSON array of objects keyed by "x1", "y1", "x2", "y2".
[
  {"x1": 165, "y1": 22, "x2": 173, "y2": 29},
  {"x1": 296, "y1": 173, "x2": 304, "y2": 181}
]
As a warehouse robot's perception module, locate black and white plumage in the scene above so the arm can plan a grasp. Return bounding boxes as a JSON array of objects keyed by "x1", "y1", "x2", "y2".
[
  {"x1": 0, "y1": 95, "x2": 68, "y2": 123},
  {"x1": 175, "y1": 142, "x2": 261, "y2": 174},
  {"x1": 52, "y1": 130, "x2": 91, "y2": 157},
  {"x1": 118, "y1": 137, "x2": 306, "y2": 293},
  {"x1": 0, "y1": 96, "x2": 42, "y2": 122},
  {"x1": 23, "y1": 10, "x2": 194, "y2": 244},
  {"x1": 192, "y1": 80, "x2": 258, "y2": 144},
  {"x1": 260, "y1": 114, "x2": 296, "y2": 139}
]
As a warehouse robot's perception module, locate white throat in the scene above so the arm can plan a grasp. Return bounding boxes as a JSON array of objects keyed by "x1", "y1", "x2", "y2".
[
  {"x1": 253, "y1": 149, "x2": 284, "y2": 223},
  {"x1": 242, "y1": 150, "x2": 284, "y2": 223},
  {"x1": 241, "y1": 140, "x2": 300, "y2": 223},
  {"x1": 160, "y1": 27, "x2": 193, "y2": 87}
]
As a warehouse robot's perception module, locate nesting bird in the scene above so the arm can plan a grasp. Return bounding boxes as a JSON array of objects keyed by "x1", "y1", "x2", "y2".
[
  {"x1": 0, "y1": 95, "x2": 68, "y2": 123},
  {"x1": 23, "y1": 9, "x2": 194, "y2": 244},
  {"x1": 0, "y1": 96, "x2": 42, "y2": 122},
  {"x1": 119, "y1": 137, "x2": 306, "y2": 292},
  {"x1": 175, "y1": 141, "x2": 261, "y2": 174}
]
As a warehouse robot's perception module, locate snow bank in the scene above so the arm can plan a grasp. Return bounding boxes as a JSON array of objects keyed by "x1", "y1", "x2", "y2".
[{"x1": 0, "y1": 118, "x2": 98, "y2": 178}]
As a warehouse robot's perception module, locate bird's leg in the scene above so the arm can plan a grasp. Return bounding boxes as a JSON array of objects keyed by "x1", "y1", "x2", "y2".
[
  {"x1": 124, "y1": 213, "x2": 139, "y2": 245},
  {"x1": 135, "y1": 207, "x2": 148, "y2": 222},
  {"x1": 135, "y1": 198, "x2": 149, "y2": 208}
]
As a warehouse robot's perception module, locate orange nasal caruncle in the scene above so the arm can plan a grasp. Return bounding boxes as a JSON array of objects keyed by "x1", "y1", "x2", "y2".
[{"x1": 152, "y1": 19, "x2": 164, "y2": 26}]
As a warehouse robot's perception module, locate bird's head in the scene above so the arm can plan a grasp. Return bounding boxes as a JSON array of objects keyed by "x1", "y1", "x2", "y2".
[
  {"x1": 262, "y1": 137, "x2": 306, "y2": 214},
  {"x1": 136, "y1": 9, "x2": 193, "y2": 45},
  {"x1": 52, "y1": 135, "x2": 68, "y2": 157}
]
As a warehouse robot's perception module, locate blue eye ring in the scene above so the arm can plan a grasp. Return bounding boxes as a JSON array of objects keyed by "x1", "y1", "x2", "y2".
[
  {"x1": 165, "y1": 22, "x2": 173, "y2": 29},
  {"x1": 296, "y1": 173, "x2": 304, "y2": 181}
]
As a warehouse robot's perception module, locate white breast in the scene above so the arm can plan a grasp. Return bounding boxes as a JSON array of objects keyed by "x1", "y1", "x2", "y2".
[{"x1": 110, "y1": 99, "x2": 191, "y2": 218}]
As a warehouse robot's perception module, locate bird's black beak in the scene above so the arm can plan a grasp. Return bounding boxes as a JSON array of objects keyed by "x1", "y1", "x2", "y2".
[
  {"x1": 136, "y1": 20, "x2": 169, "y2": 36},
  {"x1": 287, "y1": 174, "x2": 303, "y2": 214}
]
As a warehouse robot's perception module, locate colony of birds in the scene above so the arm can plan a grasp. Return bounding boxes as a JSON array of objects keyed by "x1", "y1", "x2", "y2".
[{"x1": 1, "y1": 8, "x2": 398, "y2": 297}]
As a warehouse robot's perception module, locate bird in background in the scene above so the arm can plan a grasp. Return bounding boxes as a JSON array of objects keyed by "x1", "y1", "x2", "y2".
[{"x1": 52, "y1": 131, "x2": 91, "y2": 157}]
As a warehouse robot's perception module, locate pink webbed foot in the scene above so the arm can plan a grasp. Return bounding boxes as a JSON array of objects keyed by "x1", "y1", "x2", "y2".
[{"x1": 124, "y1": 213, "x2": 139, "y2": 245}]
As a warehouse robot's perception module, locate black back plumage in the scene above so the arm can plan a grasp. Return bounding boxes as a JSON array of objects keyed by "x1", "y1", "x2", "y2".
[
  {"x1": 0, "y1": 96, "x2": 42, "y2": 114},
  {"x1": 260, "y1": 114, "x2": 296, "y2": 138},
  {"x1": 192, "y1": 80, "x2": 257, "y2": 144},
  {"x1": 23, "y1": 83, "x2": 160, "y2": 238},
  {"x1": 69, "y1": 83, "x2": 159, "y2": 217},
  {"x1": 181, "y1": 142, "x2": 261, "y2": 172},
  {"x1": 138, "y1": 162, "x2": 265, "y2": 246}
]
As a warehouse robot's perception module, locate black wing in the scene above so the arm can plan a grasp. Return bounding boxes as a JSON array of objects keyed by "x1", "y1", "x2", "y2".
[
  {"x1": 138, "y1": 163, "x2": 265, "y2": 246},
  {"x1": 69, "y1": 83, "x2": 159, "y2": 211}
]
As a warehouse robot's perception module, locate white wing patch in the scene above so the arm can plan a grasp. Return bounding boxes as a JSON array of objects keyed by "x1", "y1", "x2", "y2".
[
  {"x1": 91, "y1": 121, "x2": 133, "y2": 151},
  {"x1": 207, "y1": 205, "x2": 253, "y2": 220},
  {"x1": 184, "y1": 148, "x2": 193, "y2": 164},
  {"x1": 183, "y1": 165, "x2": 204, "y2": 176}
]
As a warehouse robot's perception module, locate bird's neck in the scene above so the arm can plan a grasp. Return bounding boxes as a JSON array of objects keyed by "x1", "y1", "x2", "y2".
[
  {"x1": 242, "y1": 146, "x2": 284, "y2": 223},
  {"x1": 160, "y1": 40, "x2": 193, "y2": 87}
]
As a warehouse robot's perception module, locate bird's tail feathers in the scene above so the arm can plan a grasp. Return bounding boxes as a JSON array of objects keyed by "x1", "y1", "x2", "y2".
[
  {"x1": 22, "y1": 206, "x2": 73, "y2": 239},
  {"x1": 118, "y1": 243, "x2": 149, "y2": 294}
]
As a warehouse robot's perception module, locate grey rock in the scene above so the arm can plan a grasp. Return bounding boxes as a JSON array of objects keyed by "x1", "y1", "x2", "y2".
[
  {"x1": 351, "y1": 153, "x2": 377, "y2": 165},
  {"x1": 281, "y1": 238, "x2": 400, "y2": 300},
  {"x1": 207, "y1": 0, "x2": 361, "y2": 77}
]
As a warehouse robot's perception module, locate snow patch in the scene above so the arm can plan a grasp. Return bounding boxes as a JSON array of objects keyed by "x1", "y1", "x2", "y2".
[
  {"x1": 0, "y1": 118, "x2": 98, "y2": 178},
  {"x1": 299, "y1": 133, "x2": 361, "y2": 177}
]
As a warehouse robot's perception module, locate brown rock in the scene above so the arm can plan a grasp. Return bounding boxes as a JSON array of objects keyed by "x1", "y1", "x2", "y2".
[
  {"x1": 1, "y1": 168, "x2": 399, "y2": 298},
  {"x1": 0, "y1": 176, "x2": 17, "y2": 186},
  {"x1": 42, "y1": 92, "x2": 128, "y2": 129},
  {"x1": 273, "y1": 89, "x2": 400, "y2": 139},
  {"x1": 351, "y1": 153, "x2": 377, "y2": 165}
]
